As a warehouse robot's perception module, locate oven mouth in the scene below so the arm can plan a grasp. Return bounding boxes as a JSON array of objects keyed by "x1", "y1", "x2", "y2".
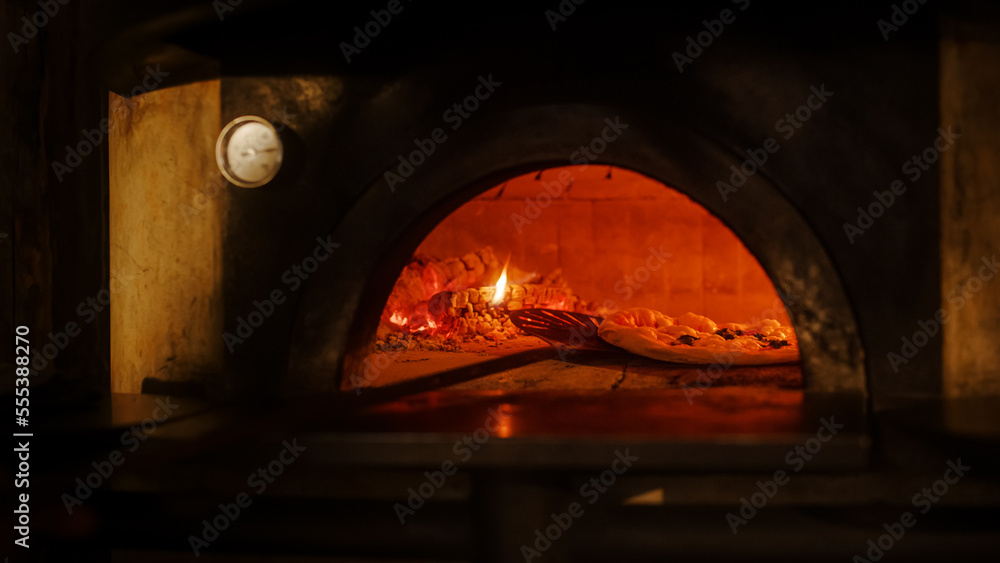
[
  {"x1": 347, "y1": 165, "x2": 804, "y2": 399},
  {"x1": 284, "y1": 105, "x2": 866, "y2": 414}
]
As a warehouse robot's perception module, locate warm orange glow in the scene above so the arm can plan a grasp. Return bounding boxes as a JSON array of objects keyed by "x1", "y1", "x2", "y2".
[
  {"x1": 377, "y1": 165, "x2": 795, "y2": 346},
  {"x1": 490, "y1": 264, "x2": 508, "y2": 306},
  {"x1": 414, "y1": 165, "x2": 793, "y2": 327},
  {"x1": 496, "y1": 403, "x2": 514, "y2": 438}
]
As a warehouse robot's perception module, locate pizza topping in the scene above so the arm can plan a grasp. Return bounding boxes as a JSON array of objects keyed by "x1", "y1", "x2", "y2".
[
  {"x1": 693, "y1": 334, "x2": 728, "y2": 347},
  {"x1": 675, "y1": 334, "x2": 699, "y2": 346},
  {"x1": 715, "y1": 328, "x2": 737, "y2": 341},
  {"x1": 677, "y1": 312, "x2": 717, "y2": 334}
]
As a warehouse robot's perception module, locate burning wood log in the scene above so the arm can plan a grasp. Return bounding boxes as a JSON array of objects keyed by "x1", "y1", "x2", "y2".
[
  {"x1": 426, "y1": 283, "x2": 585, "y2": 341},
  {"x1": 431, "y1": 284, "x2": 584, "y2": 315},
  {"x1": 378, "y1": 247, "x2": 594, "y2": 346}
]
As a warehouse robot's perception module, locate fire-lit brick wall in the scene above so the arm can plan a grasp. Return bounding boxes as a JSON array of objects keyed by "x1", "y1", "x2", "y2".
[{"x1": 415, "y1": 165, "x2": 791, "y2": 326}]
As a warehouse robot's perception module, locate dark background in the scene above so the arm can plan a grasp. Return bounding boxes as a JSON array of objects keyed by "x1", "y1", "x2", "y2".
[{"x1": 4, "y1": 1, "x2": 1000, "y2": 561}]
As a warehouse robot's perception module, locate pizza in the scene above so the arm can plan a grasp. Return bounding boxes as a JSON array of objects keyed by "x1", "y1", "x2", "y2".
[{"x1": 597, "y1": 307, "x2": 798, "y2": 365}]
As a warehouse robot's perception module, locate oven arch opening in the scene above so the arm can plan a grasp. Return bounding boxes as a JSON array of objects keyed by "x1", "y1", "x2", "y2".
[
  {"x1": 359, "y1": 165, "x2": 803, "y2": 393},
  {"x1": 286, "y1": 104, "x2": 865, "y2": 400}
]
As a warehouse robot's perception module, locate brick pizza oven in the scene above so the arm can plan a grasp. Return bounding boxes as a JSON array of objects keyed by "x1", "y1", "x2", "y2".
[{"x1": 17, "y1": 1, "x2": 1000, "y2": 561}]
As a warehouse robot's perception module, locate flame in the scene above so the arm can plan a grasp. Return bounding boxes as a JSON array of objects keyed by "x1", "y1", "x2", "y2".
[
  {"x1": 490, "y1": 264, "x2": 508, "y2": 306},
  {"x1": 389, "y1": 311, "x2": 408, "y2": 326}
]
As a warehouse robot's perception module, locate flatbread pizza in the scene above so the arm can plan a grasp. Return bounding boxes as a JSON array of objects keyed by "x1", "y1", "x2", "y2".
[{"x1": 597, "y1": 307, "x2": 798, "y2": 365}]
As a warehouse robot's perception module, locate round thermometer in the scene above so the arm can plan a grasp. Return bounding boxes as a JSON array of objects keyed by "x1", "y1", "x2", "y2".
[{"x1": 216, "y1": 116, "x2": 283, "y2": 188}]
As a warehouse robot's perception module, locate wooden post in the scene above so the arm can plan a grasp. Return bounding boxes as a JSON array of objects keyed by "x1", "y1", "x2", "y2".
[{"x1": 940, "y1": 14, "x2": 1000, "y2": 397}]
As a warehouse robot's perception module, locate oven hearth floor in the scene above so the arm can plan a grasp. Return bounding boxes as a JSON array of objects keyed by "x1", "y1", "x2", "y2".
[{"x1": 356, "y1": 335, "x2": 802, "y2": 393}]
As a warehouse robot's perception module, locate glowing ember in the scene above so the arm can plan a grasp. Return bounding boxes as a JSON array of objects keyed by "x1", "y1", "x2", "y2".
[
  {"x1": 490, "y1": 264, "x2": 508, "y2": 306},
  {"x1": 377, "y1": 248, "x2": 592, "y2": 348}
]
